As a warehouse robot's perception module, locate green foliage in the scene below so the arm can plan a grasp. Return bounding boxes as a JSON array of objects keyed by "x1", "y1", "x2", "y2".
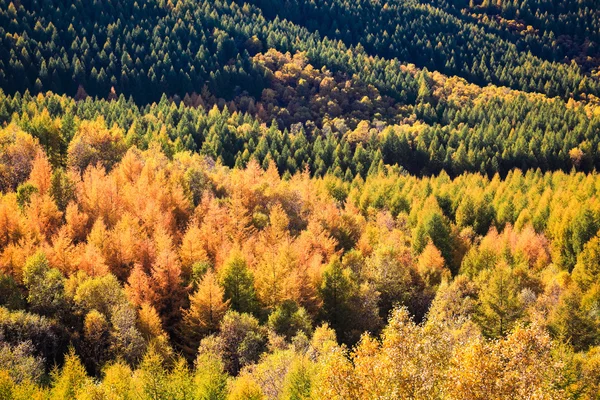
[
  {"x1": 194, "y1": 350, "x2": 228, "y2": 400},
  {"x1": 49, "y1": 169, "x2": 75, "y2": 212},
  {"x1": 167, "y1": 358, "x2": 195, "y2": 400},
  {"x1": 0, "y1": 307, "x2": 67, "y2": 369},
  {"x1": 22, "y1": 252, "x2": 67, "y2": 317},
  {"x1": 81, "y1": 310, "x2": 110, "y2": 376},
  {"x1": 98, "y1": 361, "x2": 134, "y2": 399},
  {"x1": 2, "y1": 86, "x2": 600, "y2": 180},
  {"x1": 217, "y1": 311, "x2": 267, "y2": 375},
  {"x1": 281, "y1": 356, "x2": 314, "y2": 400},
  {"x1": 109, "y1": 303, "x2": 146, "y2": 365},
  {"x1": 318, "y1": 260, "x2": 354, "y2": 337},
  {"x1": 0, "y1": 342, "x2": 44, "y2": 384},
  {"x1": 267, "y1": 300, "x2": 312, "y2": 341},
  {"x1": 0, "y1": 273, "x2": 25, "y2": 311},
  {"x1": 475, "y1": 264, "x2": 523, "y2": 338},
  {"x1": 15, "y1": 183, "x2": 38, "y2": 211},
  {"x1": 573, "y1": 235, "x2": 600, "y2": 292},
  {"x1": 135, "y1": 346, "x2": 170, "y2": 400},
  {"x1": 220, "y1": 254, "x2": 259, "y2": 315},
  {"x1": 412, "y1": 207, "x2": 453, "y2": 270}
]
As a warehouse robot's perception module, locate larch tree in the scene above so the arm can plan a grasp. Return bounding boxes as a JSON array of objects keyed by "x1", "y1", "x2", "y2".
[
  {"x1": 179, "y1": 220, "x2": 208, "y2": 280},
  {"x1": 150, "y1": 244, "x2": 187, "y2": 334},
  {"x1": 182, "y1": 269, "x2": 229, "y2": 355},
  {"x1": 220, "y1": 251, "x2": 258, "y2": 315},
  {"x1": 27, "y1": 150, "x2": 53, "y2": 196},
  {"x1": 475, "y1": 263, "x2": 523, "y2": 338}
]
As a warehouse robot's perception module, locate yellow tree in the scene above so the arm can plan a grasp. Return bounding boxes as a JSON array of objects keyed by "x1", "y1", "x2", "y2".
[
  {"x1": 179, "y1": 220, "x2": 208, "y2": 279},
  {"x1": 351, "y1": 307, "x2": 452, "y2": 399},
  {"x1": 105, "y1": 214, "x2": 142, "y2": 281},
  {"x1": 182, "y1": 269, "x2": 229, "y2": 355},
  {"x1": 0, "y1": 194, "x2": 24, "y2": 253},
  {"x1": 64, "y1": 202, "x2": 89, "y2": 243},
  {"x1": 77, "y1": 242, "x2": 109, "y2": 277}
]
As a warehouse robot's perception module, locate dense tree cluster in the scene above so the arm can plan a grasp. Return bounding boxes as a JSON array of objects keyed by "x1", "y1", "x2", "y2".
[
  {"x1": 1, "y1": 73, "x2": 600, "y2": 182},
  {"x1": 0, "y1": 0, "x2": 270, "y2": 103},
  {"x1": 249, "y1": 0, "x2": 600, "y2": 99},
  {"x1": 1, "y1": 0, "x2": 598, "y2": 106},
  {"x1": 0, "y1": 131, "x2": 599, "y2": 395},
  {"x1": 2, "y1": 0, "x2": 600, "y2": 396},
  {"x1": 433, "y1": 0, "x2": 600, "y2": 72}
]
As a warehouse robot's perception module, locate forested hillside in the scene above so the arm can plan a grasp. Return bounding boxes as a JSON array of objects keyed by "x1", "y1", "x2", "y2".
[{"x1": 1, "y1": 0, "x2": 600, "y2": 398}]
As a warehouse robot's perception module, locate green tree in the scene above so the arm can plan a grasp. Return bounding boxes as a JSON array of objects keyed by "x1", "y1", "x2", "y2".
[
  {"x1": 220, "y1": 253, "x2": 258, "y2": 315},
  {"x1": 318, "y1": 260, "x2": 354, "y2": 339},
  {"x1": 194, "y1": 347, "x2": 228, "y2": 400},
  {"x1": 475, "y1": 264, "x2": 523, "y2": 338},
  {"x1": 267, "y1": 300, "x2": 312, "y2": 341},
  {"x1": 22, "y1": 252, "x2": 66, "y2": 317}
]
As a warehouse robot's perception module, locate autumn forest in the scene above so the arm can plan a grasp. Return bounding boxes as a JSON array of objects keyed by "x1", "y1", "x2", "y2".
[{"x1": 1, "y1": 0, "x2": 600, "y2": 398}]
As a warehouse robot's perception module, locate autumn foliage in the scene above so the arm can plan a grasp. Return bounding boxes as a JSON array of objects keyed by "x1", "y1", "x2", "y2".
[{"x1": 0, "y1": 118, "x2": 598, "y2": 397}]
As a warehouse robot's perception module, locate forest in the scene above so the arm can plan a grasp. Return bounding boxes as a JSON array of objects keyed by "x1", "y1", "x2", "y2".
[{"x1": 1, "y1": 0, "x2": 600, "y2": 398}]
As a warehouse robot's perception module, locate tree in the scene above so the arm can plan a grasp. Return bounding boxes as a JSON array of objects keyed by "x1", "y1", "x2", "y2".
[
  {"x1": 67, "y1": 118, "x2": 127, "y2": 172},
  {"x1": 50, "y1": 348, "x2": 90, "y2": 399},
  {"x1": 166, "y1": 358, "x2": 195, "y2": 400},
  {"x1": 548, "y1": 286, "x2": 599, "y2": 351},
  {"x1": 81, "y1": 310, "x2": 110, "y2": 375},
  {"x1": 350, "y1": 307, "x2": 452, "y2": 399},
  {"x1": 281, "y1": 356, "x2": 314, "y2": 400},
  {"x1": 133, "y1": 346, "x2": 170, "y2": 400},
  {"x1": 229, "y1": 374, "x2": 265, "y2": 400},
  {"x1": 417, "y1": 242, "x2": 450, "y2": 289},
  {"x1": 220, "y1": 252, "x2": 258, "y2": 315},
  {"x1": 109, "y1": 303, "x2": 146, "y2": 365},
  {"x1": 27, "y1": 151, "x2": 52, "y2": 195},
  {"x1": 445, "y1": 325, "x2": 565, "y2": 399},
  {"x1": 150, "y1": 244, "x2": 187, "y2": 333},
  {"x1": 0, "y1": 273, "x2": 25, "y2": 310},
  {"x1": 475, "y1": 263, "x2": 523, "y2": 338},
  {"x1": 72, "y1": 273, "x2": 127, "y2": 318},
  {"x1": 179, "y1": 221, "x2": 208, "y2": 280},
  {"x1": 49, "y1": 169, "x2": 76, "y2": 212},
  {"x1": 366, "y1": 245, "x2": 423, "y2": 320},
  {"x1": 194, "y1": 347, "x2": 229, "y2": 400},
  {"x1": 99, "y1": 362, "x2": 134, "y2": 399},
  {"x1": 217, "y1": 311, "x2": 267, "y2": 375},
  {"x1": 267, "y1": 300, "x2": 312, "y2": 341},
  {"x1": 22, "y1": 252, "x2": 66, "y2": 317},
  {"x1": 318, "y1": 260, "x2": 354, "y2": 340},
  {"x1": 182, "y1": 270, "x2": 229, "y2": 355},
  {"x1": 25, "y1": 110, "x2": 65, "y2": 167},
  {"x1": 0, "y1": 341, "x2": 44, "y2": 384},
  {"x1": 412, "y1": 207, "x2": 453, "y2": 272},
  {"x1": 0, "y1": 126, "x2": 41, "y2": 192},
  {"x1": 24, "y1": 193, "x2": 62, "y2": 242},
  {"x1": 15, "y1": 183, "x2": 38, "y2": 211},
  {"x1": 573, "y1": 235, "x2": 600, "y2": 292}
]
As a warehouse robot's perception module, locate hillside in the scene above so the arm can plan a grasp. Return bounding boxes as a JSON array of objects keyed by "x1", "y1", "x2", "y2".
[{"x1": 0, "y1": 0, "x2": 600, "y2": 398}]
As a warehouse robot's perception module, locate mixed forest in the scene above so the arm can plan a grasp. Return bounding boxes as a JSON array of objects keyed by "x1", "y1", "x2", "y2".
[{"x1": 1, "y1": 0, "x2": 600, "y2": 398}]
